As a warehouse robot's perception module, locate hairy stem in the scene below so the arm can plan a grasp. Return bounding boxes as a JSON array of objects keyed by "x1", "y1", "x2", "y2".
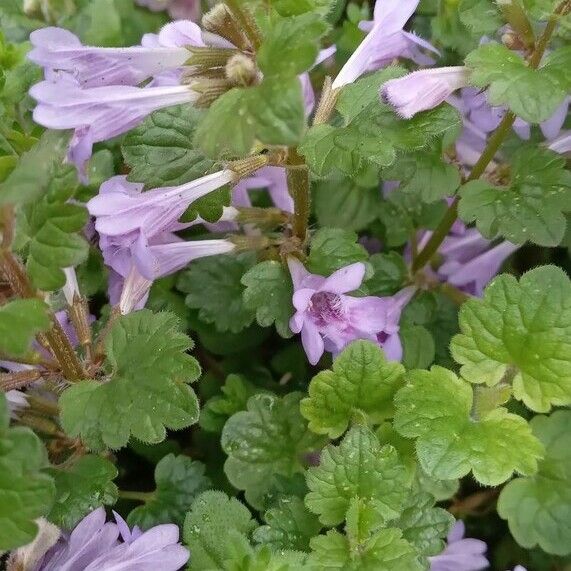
[
  {"x1": 0, "y1": 250, "x2": 86, "y2": 381},
  {"x1": 287, "y1": 149, "x2": 311, "y2": 246},
  {"x1": 412, "y1": 8, "x2": 562, "y2": 274}
]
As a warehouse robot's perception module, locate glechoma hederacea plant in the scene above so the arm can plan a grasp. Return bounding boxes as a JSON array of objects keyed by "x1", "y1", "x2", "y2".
[{"x1": 0, "y1": 0, "x2": 570, "y2": 568}]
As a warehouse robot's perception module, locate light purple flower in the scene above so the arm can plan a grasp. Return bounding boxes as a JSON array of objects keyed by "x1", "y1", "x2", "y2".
[
  {"x1": 383, "y1": 66, "x2": 471, "y2": 118},
  {"x1": 300, "y1": 45, "x2": 336, "y2": 114},
  {"x1": 5, "y1": 389, "x2": 29, "y2": 419},
  {"x1": 429, "y1": 521, "x2": 489, "y2": 571},
  {"x1": 332, "y1": 0, "x2": 438, "y2": 89},
  {"x1": 137, "y1": 0, "x2": 201, "y2": 21},
  {"x1": 34, "y1": 507, "x2": 189, "y2": 571},
  {"x1": 112, "y1": 268, "x2": 152, "y2": 315},
  {"x1": 512, "y1": 567, "x2": 527, "y2": 571},
  {"x1": 414, "y1": 225, "x2": 518, "y2": 297},
  {"x1": 87, "y1": 170, "x2": 234, "y2": 275},
  {"x1": 232, "y1": 166, "x2": 293, "y2": 213},
  {"x1": 133, "y1": 232, "x2": 235, "y2": 280},
  {"x1": 548, "y1": 131, "x2": 571, "y2": 154},
  {"x1": 30, "y1": 72, "x2": 198, "y2": 180},
  {"x1": 288, "y1": 258, "x2": 414, "y2": 364},
  {"x1": 28, "y1": 22, "x2": 201, "y2": 88}
]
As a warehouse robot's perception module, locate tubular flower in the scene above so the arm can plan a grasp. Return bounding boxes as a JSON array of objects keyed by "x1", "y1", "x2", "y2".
[
  {"x1": 88, "y1": 171, "x2": 234, "y2": 244},
  {"x1": 28, "y1": 22, "x2": 202, "y2": 88},
  {"x1": 413, "y1": 224, "x2": 519, "y2": 297},
  {"x1": 429, "y1": 521, "x2": 489, "y2": 571},
  {"x1": 133, "y1": 233, "x2": 235, "y2": 280},
  {"x1": 288, "y1": 258, "x2": 415, "y2": 364},
  {"x1": 12, "y1": 508, "x2": 189, "y2": 571},
  {"x1": 382, "y1": 66, "x2": 471, "y2": 118},
  {"x1": 29, "y1": 73, "x2": 198, "y2": 181},
  {"x1": 232, "y1": 166, "x2": 294, "y2": 213},
  {"x1": 332, "y1": 0, "x2": 438, "y2": 89}
]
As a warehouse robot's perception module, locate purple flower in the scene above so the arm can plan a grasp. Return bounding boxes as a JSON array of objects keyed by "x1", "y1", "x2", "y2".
[
  {"x1": 232, "y1": 166, "x2": 293, "y2": 213},
  {"x1": 415, "y1": 225, "x2": 518, "y2": 297},
  {"x1": 87, "y1": 170, "x2": 234, "y2": 275},
  {"x1": 115, "y1": 268, "x2": 153, "y2": 315},
  {"x1": 456, "y1": 88, "x2": 570, "y2": 143},
  {"x1": 5, "y1": 389, "x2": 29, "y2": 419},
  {"x1": 548, "y1": 131, "x2": 571, "y2": 154},
  {"x1": 300, "y1": 45, "x2": 336, "y2": 114},
  {"x1": 429, "y1": 521, "x2": 489, "y2": 571},
  {"x1": 133, "y1": 233, "x2": 235, "y2": 280},
  {"x1": 332, "y1": 0, "x2": 437, "y2": 89},
  {"x1": 29, "y1": 73, "x2": 198, "y2": 181},
  {"x1": 28, "y1": 22, "x2": 201, "y2": 88},
  {"x1": 137, "y1": 0, "x2": 201, "y2": 21},
  {"x1": 382, "y1": 66, "x2": 471, "y2": 118},
  {"x1": 288, "y1": 258, "x2": 414, "y2": 364},
  {"x1": 29, "y1": 507, "x2": 189, "y2": 570}
]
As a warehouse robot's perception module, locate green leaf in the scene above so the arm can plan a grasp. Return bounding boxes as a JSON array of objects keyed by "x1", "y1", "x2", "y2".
[
  {"x1": 48, "y1": 455, "x2": 118, "y2": 529},
  {"x1": 307, "y1": 228, "x2": 369, "y2": 275},
  {"x1": 253, "y1": 495, "x2": 322, "y2": 551},
  {"x1": 450, "y1": 266, "x2": 571, "y2": 412},
  {"x1": 458, "y1": 146, "x2": 571, "y2": 246},
  {"x1": 365, "y1": 252, "x2": 408, "y2": 296},
  {"x1": 222, "y1": 393, "x2": 325, "y2": 508},
  {"x1": 305, "y1": 426, "x2": 409, "y2": 526},
  {"x1": 395, "y1": 492, "x2": 454, "y2": 557},
  {"x1": 299, "y1": 68, "x2": 462, "y2": 178},
  {"x1": 0, "y1": 130, "x2": 72, "y2": 206},
  {"x1": 200, "y1": 374, "x2": 263, "y2": 433},
  {"x1": 0, "y1": 299, "x2": 50, "y2": 357},
  {"x1": 179, "y1": 253, "x2": 256, "y2": 334},
  {"x1": 394, "y1": 366, "x2": 544, "y2": 485},
  {"x1": 60, "y1": 310, "x2": 200, "y2": 451},
  {"x1": 128, "y1": 454, "x2": 211, "y2": 530},
  {"x1": 466, "y1": 43, "x2": 571, "y2": 123},
  {"x1": 498, "y1": 410, "x2": 571, "y2": 556},
  {"x1": 383, "y1": 152, "x2": 461, "y2": 203},
  {"x1": 18, "y1": 199, "x2": 89, "y2": 291},
  {"x1": 241, "y1": 261, "x2": 294, "y2": 338},
  {"x1": 181, "y1": 185, "x2": 232, "y2": 224},
  {"x1": 313, "y1": 177, "x2": 380, "y2": 232},
  {"x1": 183, "y1": 490, "x2": 256, "y2": 570},
  {"x1": 458, "y1": 0, "x2": 503, "y2": 36},
  {"x1": 267, "y1": 0, "x2": 340, "y2": 17},
  {"x1": 122, "y1": 104, "x2": 216, "y2": 189},
  {"x1": 0, "y1": 393, "x2": 55, "y2": 550},
  {"x1": 300, "y1": 340, "x2": 405, "y2": 438},
  {"x1": 195, "y1": 76, "x2": 305, "y2": 159},
  {"x1": 257, "y1": 13, "x2": 328, "y2": 77},
  {"x1": 400, "y1": 325, "x2": 436, "y2": 370},
  {"x1": 308, "y1": 528, "x2": 423, "y2": 570},
  {"x1": 401, "y1": 291, "x2": 459, "y2": 369},
  {"x1": 377, "y1": 189, "x2": 448, "y2": 247}
]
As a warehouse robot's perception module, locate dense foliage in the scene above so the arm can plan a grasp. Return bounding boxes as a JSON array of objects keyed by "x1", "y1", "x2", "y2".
[{"x1": 0, "y1": 0, "x2": 570, "y2": 569}]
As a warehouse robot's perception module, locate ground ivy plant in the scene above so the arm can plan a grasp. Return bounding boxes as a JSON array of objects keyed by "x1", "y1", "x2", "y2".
[{"x1": 0, "y1": 0, "x2": 570, "y2": 569}]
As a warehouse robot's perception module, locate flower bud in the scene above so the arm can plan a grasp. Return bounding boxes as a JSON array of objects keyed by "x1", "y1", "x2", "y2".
[
  {"x1": 202, "y1": 4, "x2": 252, "y2": 51},
  {"x1": 225, "y1": 54, "x2": 258, "y2": 87}
]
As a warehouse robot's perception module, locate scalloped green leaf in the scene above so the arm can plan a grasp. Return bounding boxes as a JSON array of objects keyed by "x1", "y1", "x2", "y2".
[
  {"x1": 300, "y1": 341, "x2": 405, "y2": 438},
  {"x1": 60, "y1": 310, "x2": 200, "y2": 451},
  {"x1": 450, "y1": 266, "x2": 571, "y2": 412},
  {"x1": 394, "y1": 366, "x2": 544, "y2": 485},
  {"x1": 498, "y1": 410, "x2": 571, "y2": 556}
]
